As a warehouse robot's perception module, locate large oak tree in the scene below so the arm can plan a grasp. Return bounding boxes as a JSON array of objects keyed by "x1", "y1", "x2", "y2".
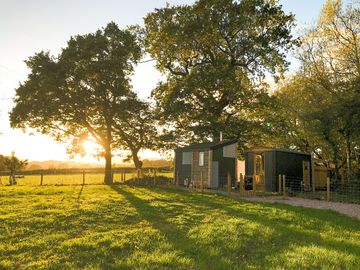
[
  {"x1": 10, "y1": 22, "x2": 142, "y2": 184},
  {"x1": 144, "y1": 0, "x2": 297, "y2": 148}
]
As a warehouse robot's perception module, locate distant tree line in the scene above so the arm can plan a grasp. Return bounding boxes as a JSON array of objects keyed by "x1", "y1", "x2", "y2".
[
  {"x1": 10, "y1": 0, "x2": 359, "y2": 183},
  {"x1": 0, "y1": 152, "x2": 28, "y2": 185}
]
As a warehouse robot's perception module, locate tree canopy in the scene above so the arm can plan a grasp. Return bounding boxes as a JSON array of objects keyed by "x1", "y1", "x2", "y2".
[
  {"x1": 8, "y1": 0, "x2": 359, "y2": 183},
  {"x1": 10, "y1": 22, "x2": 146, "y2": 183},
  {"x1": 144, "y1": 0, "x2": 297, "y2": 148},
  {"x1": 3, "y1": 152, "x2": 28, "y2": 185},
  {"x1": 112, "y1": 97, "x2": 158, "y2": 170},
  {"x1": 272, "y1": 0, "x2": 360, "y2": 181}
]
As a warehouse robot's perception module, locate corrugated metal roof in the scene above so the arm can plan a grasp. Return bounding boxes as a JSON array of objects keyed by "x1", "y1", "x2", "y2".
[{"x1": 175, "y1": 139, "x2": 238, "y2": 152}]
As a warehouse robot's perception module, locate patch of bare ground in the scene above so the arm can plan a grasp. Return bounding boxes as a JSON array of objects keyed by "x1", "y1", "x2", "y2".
[{"x1": 243, "y1": 196, "x2": 360, "y2": 220}]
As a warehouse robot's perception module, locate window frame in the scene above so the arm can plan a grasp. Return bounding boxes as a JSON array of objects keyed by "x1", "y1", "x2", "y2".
[
  {"x1": 182, "y1": 152, "x2": 192, "y2": 165},
  {"x1": 199, "y1": 151, "x2": 204, "y2": 166}
]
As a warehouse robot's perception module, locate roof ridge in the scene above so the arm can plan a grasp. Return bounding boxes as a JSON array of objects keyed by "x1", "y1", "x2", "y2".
[{"x1": 175, "y1": 139, "x2": 237, "y2": 151}]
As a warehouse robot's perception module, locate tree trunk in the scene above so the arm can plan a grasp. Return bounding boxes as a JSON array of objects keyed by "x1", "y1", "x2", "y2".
[
  {"x1": 9, "y1": 175, "x2": 13, "y2": 186},
  {"x1": 104, "y1": 121, "x2": 113, "y2": 184},
  {"x1": 334, "y1": 160, "x2": 339, "y2": 184},
  {"x1": 104, "y1": 145, "x2": 113, "y2": 185},
  {"x1": 132, "y1": 151, "x2": 143, "y2": 171},
  {"x1": 332, "y1": 148, "x2": 339, "y2": 184},
  {"x1": 345, "y1": 132, "x2": 351, "y2": 182},
  {"x1": 9, "y1": 173, "x2": 17, "y2": 185}
]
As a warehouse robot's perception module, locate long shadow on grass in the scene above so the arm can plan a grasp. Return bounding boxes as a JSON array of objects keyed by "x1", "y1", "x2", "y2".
[
  {"x1": 110, "y1": 185, "x2": 245, "y2": 270},
  {"x1": 156, "y1": 187, "x2": 360, "y2": 229},
  {"x1": 160, "y1": 189, "x2": 360, "y2": 238},
  {"x1": 76, "y1": 185, "x2": 84, "y2": 202},
  {"x1": 120, "y1": 186, "x2": 360, "y2": 269}
]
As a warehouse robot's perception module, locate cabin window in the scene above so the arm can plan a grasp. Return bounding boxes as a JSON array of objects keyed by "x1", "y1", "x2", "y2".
[
  {"x1": 199, "y1": 152, "x2": 204, "y2": 166},
  {"x1": 182, "y1": 152, "x2": 192, "y2": 165}
]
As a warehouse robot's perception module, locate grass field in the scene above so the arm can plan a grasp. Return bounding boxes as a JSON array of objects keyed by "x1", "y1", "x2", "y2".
[
  {"x1": 0, "y1": 171, "x2": 174, "y2": 186},
  {"x1": 0, "y1": 185, "x2": 359, "y2": 269}
]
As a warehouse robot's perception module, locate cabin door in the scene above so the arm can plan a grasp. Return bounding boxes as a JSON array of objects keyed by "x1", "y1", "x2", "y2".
[
  {"x1": 253, "y1": 154, "x2": 265, "y2": 190},
  {"x1": 302, "y1": 160, "x2": 310, "y2": 191},
  {"x1": 211, "y1": 161, "x2": 219, "y2": 188}
]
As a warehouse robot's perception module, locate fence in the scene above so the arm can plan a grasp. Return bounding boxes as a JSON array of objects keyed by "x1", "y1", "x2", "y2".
[
  {"x1": 180, "y1": 172, "x2": 264, "y2": 197},
  {"x1": 2, "y1": 168, "x2": 359, "y2": 205},
  {"x1": 174, "y1": 172, "x2": 360, "y2": 204},
  {"x1": 0, "y1": 168, "x2": 173, "y2": 186},
  {"x1": 280, "y1": 175, "x2": 360, "y2": 204}
]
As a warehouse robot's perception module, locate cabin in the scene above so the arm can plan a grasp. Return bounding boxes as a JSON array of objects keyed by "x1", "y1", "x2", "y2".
[
  {"x1": 174, "y1": 140, "x2": 238, "y2": 189},
  {"x1": 244, "y1": 147, "x2": 313, "y2": 192}
]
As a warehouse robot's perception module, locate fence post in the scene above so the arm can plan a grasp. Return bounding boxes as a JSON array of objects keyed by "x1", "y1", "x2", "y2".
[
  {"x1": 82, "y1": 170, "x2": 85, "y2": 185},
  {"x1": 151, "y1": 169, "x2": 154, "y2": 186},
  {"x1": 253, "y1": 176, "x2": 256, "y2": 194},
  {"x1": 239, "y1": 173, "x2": 244, "y2": 194},
  {"x1": 176, "y1": 170, "x2": 180, "y2": 187},
  {"x1": 278, "y1": 174, "x2": 282, "y2": 194},
  {"x1": 200, "y1": 171, "x2": 204, "y2": 193},
  {"x1": 282, "y1": 174, "x2": 286, "y2": 196},
  {"x1": 227, "y1": 172, "x2": 231, "y2": 195},
  {"x1": 327, "y1": 177, "x2": 330, "y2": 201},
  {"x1": 312, "y1": 174, "x2": 316, "y2": 194},
  {"x1": 154, "y1": 169, "x2": 157, "y2": 186},
  {"x1": 40, "y1": 171, "x2": 44, "y2": 186}
]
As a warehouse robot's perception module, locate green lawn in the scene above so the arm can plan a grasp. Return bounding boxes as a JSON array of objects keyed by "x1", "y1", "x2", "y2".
[{"x1": 0, "y1": 185, "x2": 359, "y2": 269}]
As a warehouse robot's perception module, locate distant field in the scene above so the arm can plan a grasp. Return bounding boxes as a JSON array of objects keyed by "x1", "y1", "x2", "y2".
[
  {"x1": 0, "y1": 185, "x2": 359, "y2": 269},
  {"x1": 0, "y1": 171, "x2": 174, "y2": 186}
]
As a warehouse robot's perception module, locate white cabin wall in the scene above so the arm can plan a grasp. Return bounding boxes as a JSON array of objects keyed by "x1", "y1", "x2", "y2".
[
  {"x1": 223, "y1": 143, "x2": 237, "y2": 158},
  {"x1": 237, "y1": 160, "x2": 245, "y2": 180}
]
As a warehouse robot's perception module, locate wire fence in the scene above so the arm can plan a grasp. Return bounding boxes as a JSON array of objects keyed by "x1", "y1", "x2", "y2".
[
  {"x1": 175, "y1": 172, "x2": 360, "y2": 204},
  {"x1": 280, "y1": 175, "x2": 360, "y2": 204},
  {"x1": 0, "y1": 168, "x2": 173, "y2": 186}
]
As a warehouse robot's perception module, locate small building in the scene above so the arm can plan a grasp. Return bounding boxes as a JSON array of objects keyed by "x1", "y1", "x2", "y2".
[
  {"x1": 245, "y1": 147, "x2": 312, "y2": 192},
  {"x1": 174, "y1": 140, "x2": 238, "y2": 189}
]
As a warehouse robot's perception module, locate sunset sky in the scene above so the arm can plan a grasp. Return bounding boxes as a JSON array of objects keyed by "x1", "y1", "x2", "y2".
[{"x1": 0, "y1": 0, "x2": 353, "y2": 163}]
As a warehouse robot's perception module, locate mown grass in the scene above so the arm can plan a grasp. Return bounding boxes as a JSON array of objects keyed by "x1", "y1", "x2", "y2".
[{"x1": 0, "y1": 185, "x2": 359, "y2": 269}]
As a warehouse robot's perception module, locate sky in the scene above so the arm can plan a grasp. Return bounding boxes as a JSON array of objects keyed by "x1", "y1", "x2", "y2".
[{"x1": 0, "y1": 0, "x2": 353, "y2": 163}]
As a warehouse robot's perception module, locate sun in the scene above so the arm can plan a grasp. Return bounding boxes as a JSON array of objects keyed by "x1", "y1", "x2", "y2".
[{"x1": 83, "y1": 140, "x2": 99, "y2": 155}]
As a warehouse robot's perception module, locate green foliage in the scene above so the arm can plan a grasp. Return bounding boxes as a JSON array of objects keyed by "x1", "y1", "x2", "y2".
[
  {"x1": 3, "y1": 152, "x2": 28, "y2": 185},
  {"x1": 269, "y1": 1, "x2": 360, "y2": 180},
  {"x1": 113, "y1": 98, "x2": 158, "y2": 169},
  {"x1": 0, "y1": 155, "x2": 5, "y2": 171},
  {"x1": 9, "y1": 22, "x2": 153, "y2": 182},
  {"x1": 144, "y1": 0, "x2": 297, "y2": 147},
  {"x1": 0, "y1": 185, "x2": 359, "y2": 269}
]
